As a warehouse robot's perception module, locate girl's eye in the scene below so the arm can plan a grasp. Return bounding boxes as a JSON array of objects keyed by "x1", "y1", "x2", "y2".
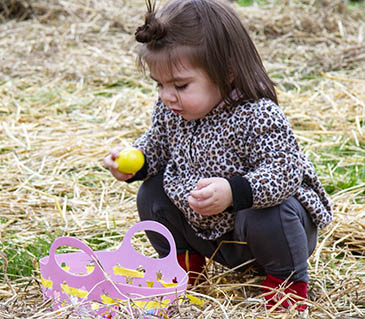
[{"x1": 175, "y1": 84, "x2": 188, "y2": 90}]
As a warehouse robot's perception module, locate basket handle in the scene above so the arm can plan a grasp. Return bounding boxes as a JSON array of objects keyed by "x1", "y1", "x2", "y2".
[
  {"x1": 118, "y1": 221, "x2": 177, "y2": 261},
  {"x1": 47, "y1": 236, "x2": 105, "y2": 278}
]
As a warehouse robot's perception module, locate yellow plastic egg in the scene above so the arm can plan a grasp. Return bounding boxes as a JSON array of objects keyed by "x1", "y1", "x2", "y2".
[{"x1": 115, "y1": 148, "x2": 145, "y2": 174}]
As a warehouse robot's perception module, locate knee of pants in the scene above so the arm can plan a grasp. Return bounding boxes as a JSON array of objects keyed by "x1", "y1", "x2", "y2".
[
  {"x1": 136, "y1": 182, "x2": 152, "y2": 221},
  {"x1": 234, "y1": 198, "x2": 317, "y2": 253},
  {"x1": 136, "y1": 172, "x2": 166, "y2": 221},
  {"x1": 137, "y1": 174, "x2": 182, "y2": 228},
  {"x1": 234, "y1": 207, "x2": 268, "y2": 241},
  {"x1": 234, "y1": 198, "x2": 317, "y2": 281}
]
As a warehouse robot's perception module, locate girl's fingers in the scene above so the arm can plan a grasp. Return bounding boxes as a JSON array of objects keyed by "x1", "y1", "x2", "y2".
[
  {"x1": 111, "y1": 168, "x2": 135, "y2": 181},
  {"x1": 103, "y1": 154, "x2": 118, "y2": 169},
  {"x1": 105, "y1": 146, "x2": 124, "y2": 167},
  {"x1": 110, "y1": 147, "x2": 123, "y2": 160},
  {"x1": 188, "y1": 195, "x2": 213, "y2": 212},
  {"x1": 104, "y1": 147, "x2": 136, "y2": 181},
  {"x1": 190, "y1": 185, "x2": 212, "y2": 200}
]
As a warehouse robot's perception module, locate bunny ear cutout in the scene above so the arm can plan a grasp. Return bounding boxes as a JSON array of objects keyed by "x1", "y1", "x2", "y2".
[
  {"x1": 117, "y1": 220, "x2": 177, "y2": 261},
  {"x1": 46, "y1": 236, "x2": 106, "y2": 279}
]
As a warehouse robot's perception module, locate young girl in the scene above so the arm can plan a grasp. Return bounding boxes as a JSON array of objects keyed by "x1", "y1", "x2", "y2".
[{"x1": 104, "y1": 0, "x2": 332, "y2": 311}]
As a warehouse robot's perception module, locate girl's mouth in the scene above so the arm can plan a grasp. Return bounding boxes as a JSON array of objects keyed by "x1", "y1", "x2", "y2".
[{"x1": 171, "y1": 109, "x2": 182, "y2": 114}]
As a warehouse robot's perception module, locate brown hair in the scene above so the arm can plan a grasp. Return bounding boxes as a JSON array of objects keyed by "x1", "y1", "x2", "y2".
[{"x1": 135, "y1": 0, "x2": 278, "y2": 105}]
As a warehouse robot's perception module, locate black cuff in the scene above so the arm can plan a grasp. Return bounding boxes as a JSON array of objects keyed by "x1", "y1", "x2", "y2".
[
  {"x1": 227, "y1": 176, "x2": 253, "y2": 212},
  {"x1": 126, "y1": 157, "x2": 149, "y2": 183}
]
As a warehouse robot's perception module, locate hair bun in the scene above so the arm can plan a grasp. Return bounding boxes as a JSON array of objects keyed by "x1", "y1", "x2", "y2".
[{"x1": 135, "y1": 13, "x2": 166, "y2": 43}]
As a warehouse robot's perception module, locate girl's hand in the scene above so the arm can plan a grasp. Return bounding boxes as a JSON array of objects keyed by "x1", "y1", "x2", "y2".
[
  {"x1": 188, "y1": 178, "x2": 233, "y2": 215},
  {"x1": 103, "y1": 147, "x2": 136, "y2": 181}
]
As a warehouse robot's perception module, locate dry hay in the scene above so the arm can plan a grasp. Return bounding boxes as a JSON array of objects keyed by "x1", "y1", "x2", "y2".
[
  {"x1": 0, "y1": 0, "x2": 364, "y2": 318},
  {"x1": 0, "y1": 0, "x2": 33, "y2": 22}
]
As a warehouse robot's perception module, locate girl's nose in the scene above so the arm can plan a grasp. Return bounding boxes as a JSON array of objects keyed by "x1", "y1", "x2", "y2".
[{"x1": 160, "y1": 87, "x2": 177, "y2": 105}]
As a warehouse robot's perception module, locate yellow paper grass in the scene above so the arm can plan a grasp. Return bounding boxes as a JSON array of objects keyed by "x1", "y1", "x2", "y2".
[{"x1": 0, "y1": 0, "x2": 364, "y2": 318}]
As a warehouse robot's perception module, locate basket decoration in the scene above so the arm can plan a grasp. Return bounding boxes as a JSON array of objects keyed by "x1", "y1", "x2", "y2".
[{"x1": 39, "y1": 221, "x2": 188, "y2": 317}]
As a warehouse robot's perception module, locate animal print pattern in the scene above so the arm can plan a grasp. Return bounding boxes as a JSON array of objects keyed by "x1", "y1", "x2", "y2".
[{"x1": 134, "y1": 98, "x2": 333, "y2": 240}]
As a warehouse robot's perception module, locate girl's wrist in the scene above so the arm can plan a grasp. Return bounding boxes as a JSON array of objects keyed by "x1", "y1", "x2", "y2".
[{"x1": 226, "y1": 176, "x2": 253, "y2": 212}]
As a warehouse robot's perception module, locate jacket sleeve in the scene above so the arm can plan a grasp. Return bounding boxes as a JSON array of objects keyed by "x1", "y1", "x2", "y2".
[
  {"x1": 131, "y1": 99, "x2": 171, "y2": 180},
  {"x1": 238, "y1": 99, "x2": 304, "y2": 208}
]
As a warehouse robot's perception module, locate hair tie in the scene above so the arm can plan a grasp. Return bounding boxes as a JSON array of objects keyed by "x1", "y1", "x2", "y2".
[
  {"x1": 135, "y1": 1, "x2": 166, "y2": 44},
  {"x1": 135, "y1": 15, "x2": 166, "y2": 43}
]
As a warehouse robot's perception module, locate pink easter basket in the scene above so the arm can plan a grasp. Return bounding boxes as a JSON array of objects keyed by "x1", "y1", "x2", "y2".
[{"x1": 39, "y1": 221, "x2": 188, "y2": 318}]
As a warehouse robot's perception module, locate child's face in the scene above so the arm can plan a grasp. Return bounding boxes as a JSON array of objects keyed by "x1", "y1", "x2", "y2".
[{"x1": 149, "y1": 57, "x2": 222, "y2": 121}]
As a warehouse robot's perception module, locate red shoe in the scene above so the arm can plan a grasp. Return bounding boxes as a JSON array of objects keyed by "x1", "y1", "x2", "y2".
[
  {"x1": 177, "y1": 251, "x2": 206, "y2": 286},
  {"x1": 262, "y1": 274, "x2": 308, "y2": 311}
]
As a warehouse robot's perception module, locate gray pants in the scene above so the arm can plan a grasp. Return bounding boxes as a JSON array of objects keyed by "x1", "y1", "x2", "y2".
[{"x1": 137, "y1": 172, "x2": 317, "y2": 282}]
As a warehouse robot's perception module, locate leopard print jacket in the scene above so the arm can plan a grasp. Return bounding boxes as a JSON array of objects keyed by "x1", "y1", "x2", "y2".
[{"x1": 133, "y1": 98, "x2": 333, "y2": 240}]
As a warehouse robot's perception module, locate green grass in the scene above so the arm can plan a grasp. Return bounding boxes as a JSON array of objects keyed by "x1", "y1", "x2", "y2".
[
  {"x1": 0, "y1": 229, "x2": 125, "y2": 281},
  {"x1": 0, "y1": 234, "x2": 57, "y2": 281},
  {"x1": 237, "y1": 0, "x2": 267, "y2": 6},
  {"x1": 82, "y1": 231, "x2": 124, "y2": 251},
  {"x1": 309, "y1": 144, "x2": 365, "y2": 198},
  {"x1": 95, "y1": 78, "x2": 152, "y2": 96},
  {"x1": 348, "y1": 0, "x2": 365, "y2": 8},
  {"x1": 237, "y1": 0, "x2": 365, "y2": 8},
  {"x1": 237, "y1": 0, "x2": 254, "y2": 6}
]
